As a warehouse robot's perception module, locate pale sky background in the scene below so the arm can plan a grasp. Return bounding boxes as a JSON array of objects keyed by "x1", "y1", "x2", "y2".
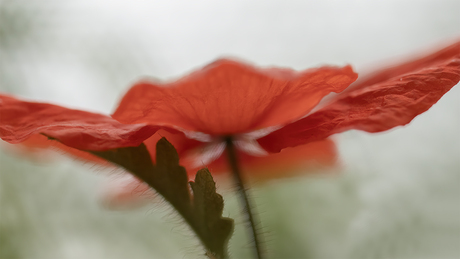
[{"x1": 0, "y1": 0, "x2": 459, "y2": 258}]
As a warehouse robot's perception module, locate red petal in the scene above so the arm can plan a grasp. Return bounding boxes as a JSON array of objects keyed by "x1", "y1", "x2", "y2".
[
  {"x1": 349, "y1": 40, "x2": 460, "y2": 92},
  {"x1": 208, "y1": 138, "x2": 337, "y2": 178},
  {"x1": 259, "y1": 52, "x2": 460, "y2": 152},
  {"x1": 0, "y1": 94, "x2": 161, "y2": 151},
  {"x1": 112, "y1": 59, "x2": 357, "y2": 135},
  {"x1": 0, "y1": 94, "x2": 204, "y2": 175},
  {"x1": 9, "y1": 134, "x2": 107, "y2": 164}
]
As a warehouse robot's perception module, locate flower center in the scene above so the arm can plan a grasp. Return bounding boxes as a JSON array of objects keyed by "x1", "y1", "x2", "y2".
[{"x1": 185, "y1": 134, "x2": 269, "y2": 169}]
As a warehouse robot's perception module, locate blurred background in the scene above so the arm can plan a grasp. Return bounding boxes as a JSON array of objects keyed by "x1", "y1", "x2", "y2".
[{"x1": 0, "y1": 0, "x2": 459, "y2": 258}]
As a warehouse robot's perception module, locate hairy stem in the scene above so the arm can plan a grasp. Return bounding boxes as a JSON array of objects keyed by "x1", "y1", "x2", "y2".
[{"x1": 224, "y1": 137, "x2": 263, "y2": 259}]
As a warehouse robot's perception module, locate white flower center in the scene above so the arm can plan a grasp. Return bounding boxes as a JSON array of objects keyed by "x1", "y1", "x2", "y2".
[{"x1": 182, "y1": 127, "x2": 283, "y2": 168}]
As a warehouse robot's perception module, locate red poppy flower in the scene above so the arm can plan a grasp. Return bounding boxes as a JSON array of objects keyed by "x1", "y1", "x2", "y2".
[
  {"x1": 1, "y1": 41, "x2": 459, "y2": 207},
  {"x1": 0, "y1": 59, "x2": 356, "y2": 168}
]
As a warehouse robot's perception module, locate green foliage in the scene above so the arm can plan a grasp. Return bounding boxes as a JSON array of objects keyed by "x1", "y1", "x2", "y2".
[{"x1": 90, "y1": 137, "x2": 233, "y2": 259}]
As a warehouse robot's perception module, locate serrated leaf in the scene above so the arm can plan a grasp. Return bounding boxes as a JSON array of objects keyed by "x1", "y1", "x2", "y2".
[
  {"x1": 191, "y1": 169, "x2": 234, "y2": 258},
  {"x1": 89, "y1": 137, "x2": 233, "y2": 259},
  {"x1": 153, "y1": 138, "x2": 191, "y2": 209}
]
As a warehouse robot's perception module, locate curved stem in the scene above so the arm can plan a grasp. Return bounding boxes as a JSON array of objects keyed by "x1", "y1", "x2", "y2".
[{"x1": 224, "y1": 137, "x2": 263, "y2": 259}]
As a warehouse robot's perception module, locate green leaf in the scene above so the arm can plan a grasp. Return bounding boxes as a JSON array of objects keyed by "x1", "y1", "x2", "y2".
[
  {"x1": 191, "y1": 169, "x2": 234, "y2": 258},
  {"x1": 89, "y1": 138, "x2": 233, "y2": 259}
]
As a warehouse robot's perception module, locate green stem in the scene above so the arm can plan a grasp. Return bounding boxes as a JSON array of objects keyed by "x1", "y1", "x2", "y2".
[{"x1": 224, "y1": 137, "x2": 263, "y2": 259}]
